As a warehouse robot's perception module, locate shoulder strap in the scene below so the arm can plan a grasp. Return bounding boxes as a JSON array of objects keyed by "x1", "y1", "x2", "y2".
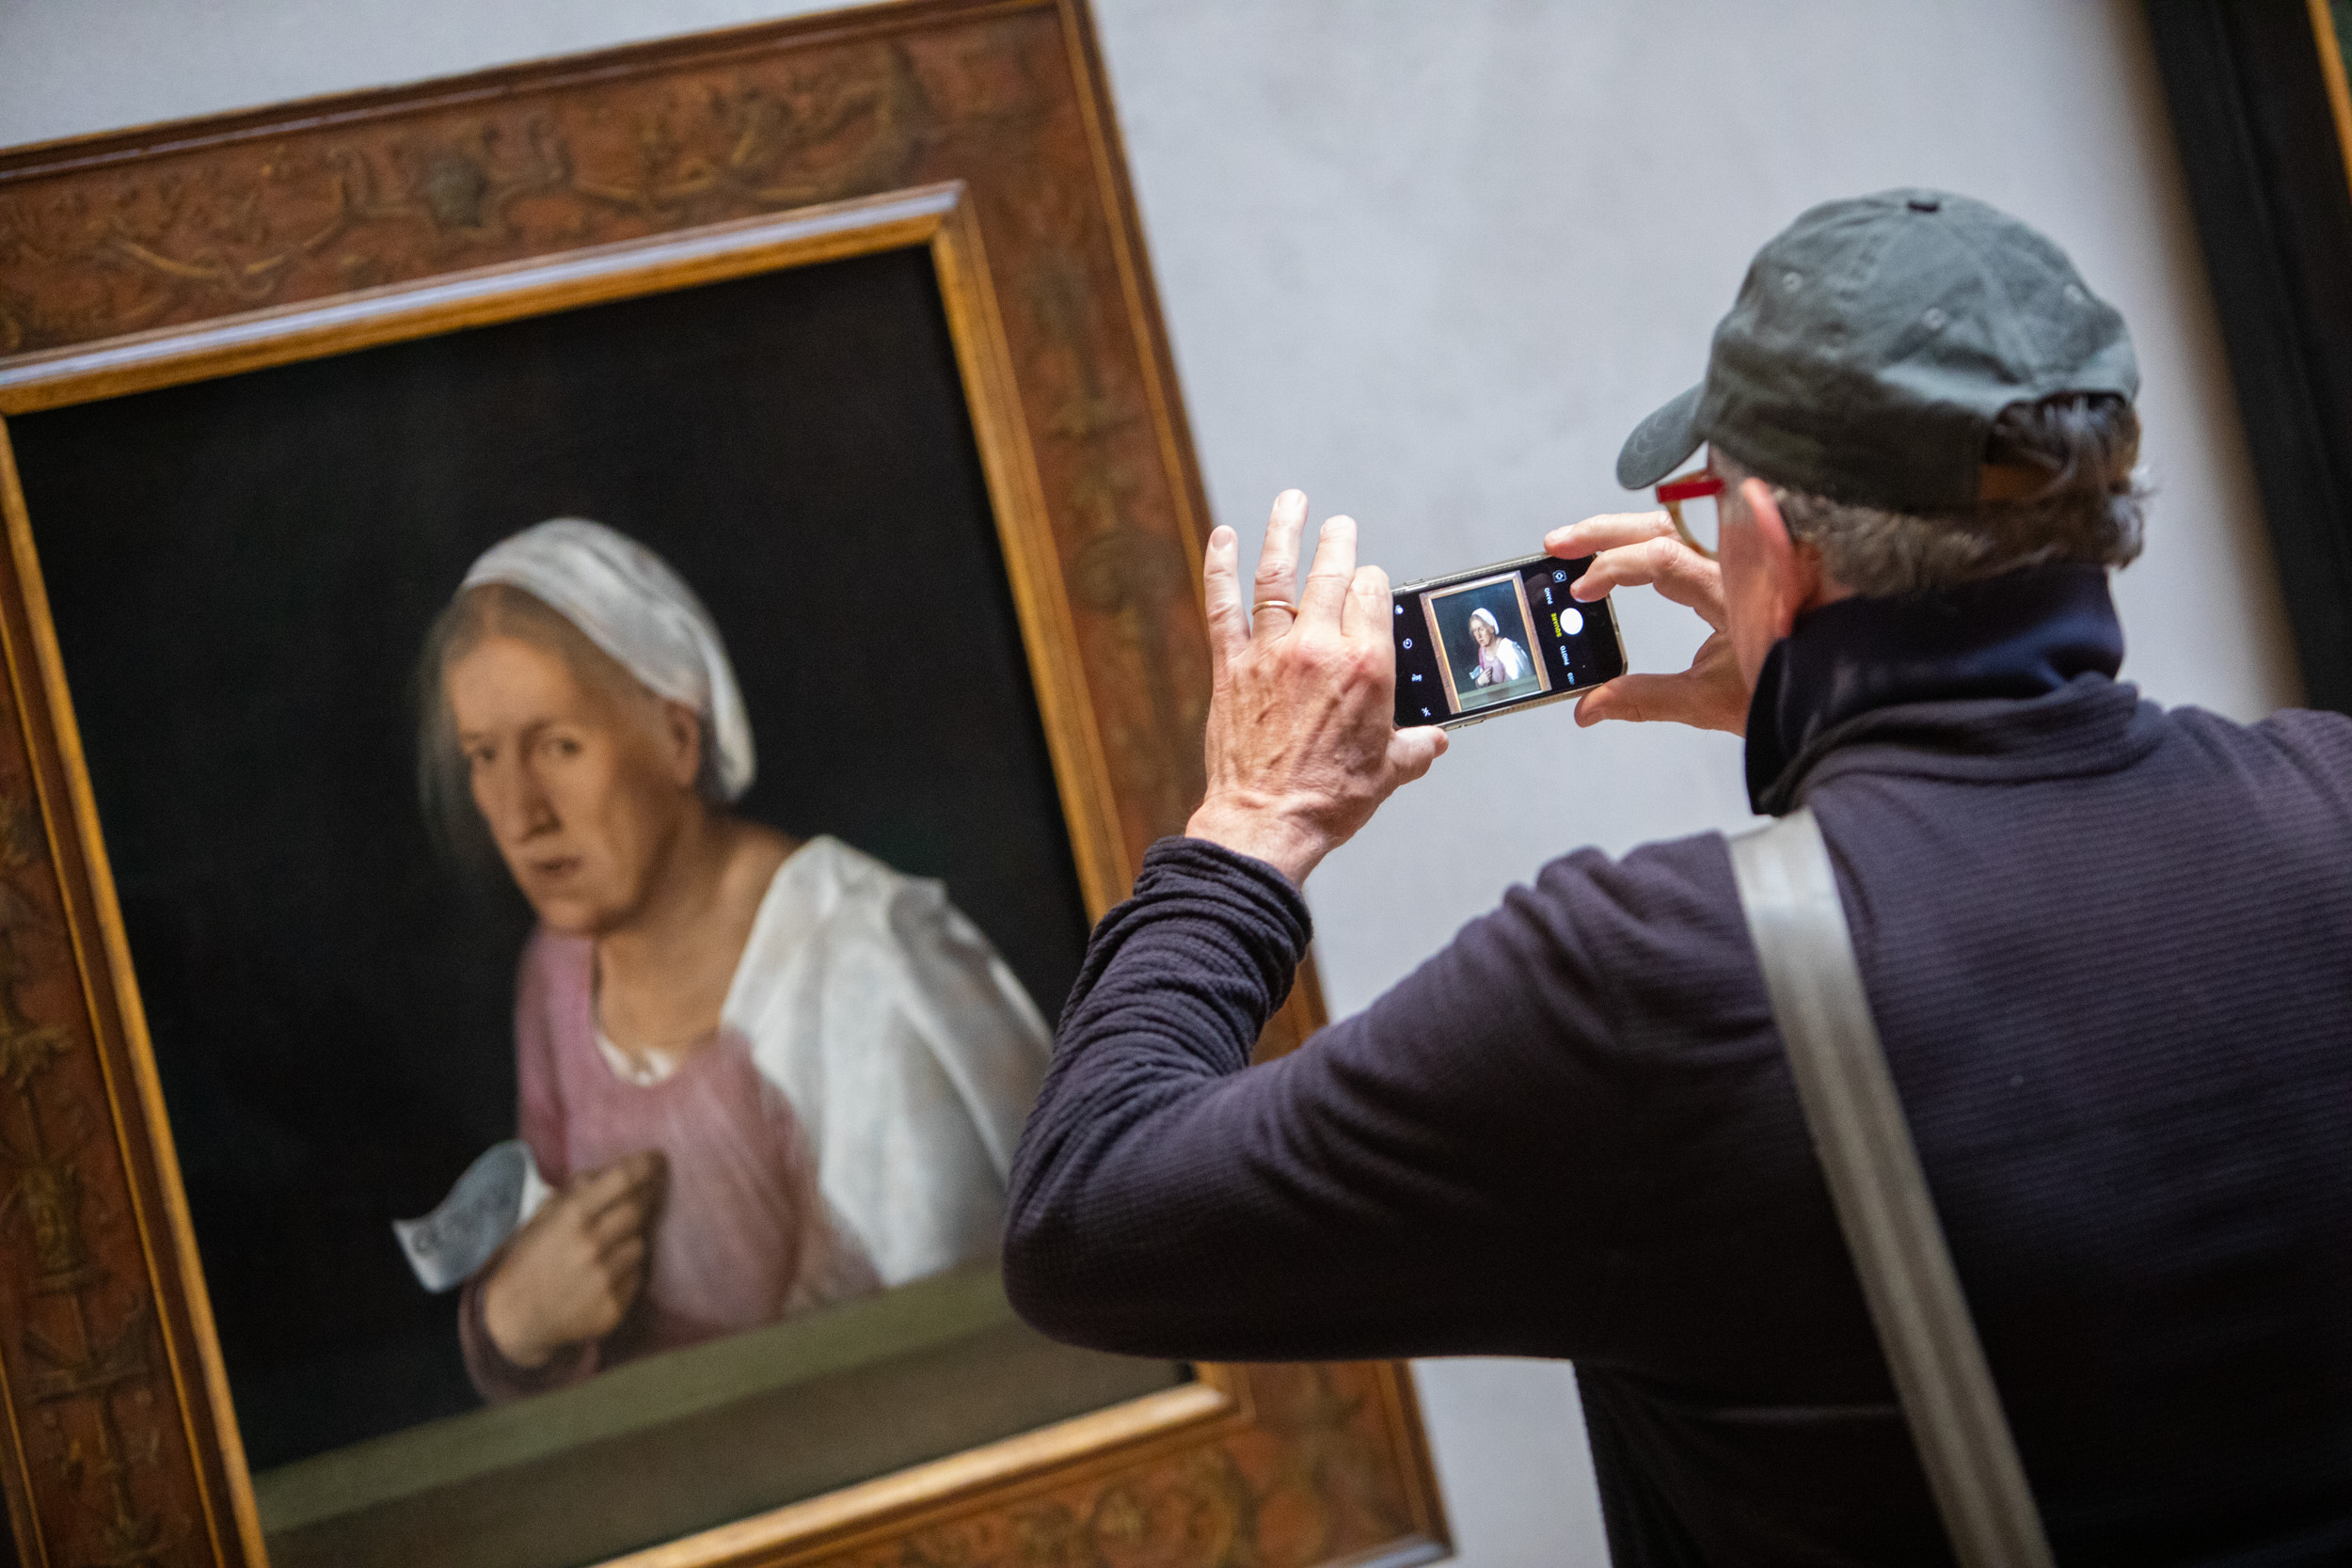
[{"x1": 1728, "y1": 807, "x2": 2055, "y2": 1568}]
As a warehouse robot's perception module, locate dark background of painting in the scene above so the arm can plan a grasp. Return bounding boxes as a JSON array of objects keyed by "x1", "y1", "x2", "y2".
[{"x1": 8, "y1": 247, "x2": 1092, "y2": 1469}]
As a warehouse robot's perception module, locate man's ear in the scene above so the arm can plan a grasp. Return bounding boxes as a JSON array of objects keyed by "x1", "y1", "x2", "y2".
[{"x1": 1739, "y1": 477, "x2": 1817, "y2": 641}]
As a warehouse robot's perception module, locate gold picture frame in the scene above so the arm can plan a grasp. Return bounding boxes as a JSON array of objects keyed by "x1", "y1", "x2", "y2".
[
  {"x1": 2315, "y1": 0, "x2": 2352, "y2": 190},
  {"x1": 0, "y1": 4, "x2": 1450, "y2": 1566}
]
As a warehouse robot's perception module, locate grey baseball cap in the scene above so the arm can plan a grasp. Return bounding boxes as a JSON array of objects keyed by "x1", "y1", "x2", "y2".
[{"x1": 1616, "y1": 189, "x2": 2138, "y2": 514}]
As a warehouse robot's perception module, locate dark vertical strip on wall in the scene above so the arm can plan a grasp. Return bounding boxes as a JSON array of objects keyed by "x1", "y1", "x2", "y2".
[{"x1": 2144, "y1": 0, "x2": 2352, "y2": 713}]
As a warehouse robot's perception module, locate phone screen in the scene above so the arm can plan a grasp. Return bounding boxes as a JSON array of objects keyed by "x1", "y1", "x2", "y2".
[{"x1": 1391, "y1": 553, "x2": 1626, "y2": 729}]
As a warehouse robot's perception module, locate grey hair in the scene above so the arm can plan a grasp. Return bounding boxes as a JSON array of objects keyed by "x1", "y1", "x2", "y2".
[
  {"x1": 1718, "y1": 393, "x2": 2149, "y2": 596},
  {"x1": 415, "y1": 581, "x2": 722, "y2": 868}
]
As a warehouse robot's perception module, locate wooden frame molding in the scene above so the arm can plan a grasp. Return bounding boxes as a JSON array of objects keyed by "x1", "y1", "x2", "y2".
[
  {"x1": 0, "y1": 4, "x2": 1441, "y2": 1567},
  {"x1": 2143, "y1": 0, "x2": 2352, "y2": 713}
]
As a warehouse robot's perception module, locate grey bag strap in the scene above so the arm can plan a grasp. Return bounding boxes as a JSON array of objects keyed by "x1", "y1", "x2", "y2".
[{"x1": 1728, "y1": 806, "x2": 2055, "y2": 1568}]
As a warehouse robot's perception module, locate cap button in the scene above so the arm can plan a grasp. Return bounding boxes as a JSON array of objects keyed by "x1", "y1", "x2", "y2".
[{"x1": 1907, "y1": 196, "x2": 1942, "y2": 213}]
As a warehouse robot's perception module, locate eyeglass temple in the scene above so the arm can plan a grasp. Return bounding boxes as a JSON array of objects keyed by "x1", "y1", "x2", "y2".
[{"x1": 1656, "y1": 469, "x2": 1720, "y2": 561}]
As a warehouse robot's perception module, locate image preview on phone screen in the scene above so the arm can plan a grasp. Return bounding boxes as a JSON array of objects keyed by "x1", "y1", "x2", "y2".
[{"x1": 1391, "y1": 554, "x2": 1625, "y2": 728}]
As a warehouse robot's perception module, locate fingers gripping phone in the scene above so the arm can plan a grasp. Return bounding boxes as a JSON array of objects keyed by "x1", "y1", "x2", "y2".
[{"x1": 1391, "y1": 554, "x2": 1627, "y2": 729}]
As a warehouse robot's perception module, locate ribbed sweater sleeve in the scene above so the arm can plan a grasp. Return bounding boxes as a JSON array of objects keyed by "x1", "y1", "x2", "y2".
[
  {"x1": 1003, "y1": 838, "x2": 1311, "y2": 1352},
  {"x1": 1003, "y1": 833, "x2": 1685, "y2": 1363}
]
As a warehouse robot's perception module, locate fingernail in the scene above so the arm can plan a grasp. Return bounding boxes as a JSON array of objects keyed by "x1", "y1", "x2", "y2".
[
  {"x1": 1279, "y1": 488, "x2": 1305, "y2": 509},
  {"x1": 1211, "y1": 525, "x2": 1235, "y2": 545}
]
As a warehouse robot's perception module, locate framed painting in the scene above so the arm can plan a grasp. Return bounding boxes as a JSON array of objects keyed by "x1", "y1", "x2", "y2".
[
  {"x1": 2143, "y1": 0, "x2": 2352, "y2": 714},
  {"x1": 0, "y1": 5, "x2": 1450, "y2": 1568},
  {"x1": 1413, "y1": 572, "x2": 1552, "y2": 718}
]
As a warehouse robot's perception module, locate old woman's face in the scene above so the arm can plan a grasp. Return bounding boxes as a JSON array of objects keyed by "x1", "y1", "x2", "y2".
[
  {"x1": 1470, "y1": 616, "x2": 1495, "y2": 647},
  {"x1": 447, "y1": 634, "x2": 701, "y2": 935}
]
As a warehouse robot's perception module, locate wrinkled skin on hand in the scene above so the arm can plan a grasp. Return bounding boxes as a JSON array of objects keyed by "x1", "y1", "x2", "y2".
[
  {"x1": 1547, "y1": 470, "x2": 1837, "y2": 736},
  {"x1": 1546, "y1": 508, "x2": 1749, "y2": 736},
  {"x1": 1183, "y1": 491, "x2": 1448, "y2": 885}
]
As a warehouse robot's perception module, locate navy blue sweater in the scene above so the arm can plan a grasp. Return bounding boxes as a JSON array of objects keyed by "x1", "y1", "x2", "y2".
[{"x1": 1004, "y1": 566, "x2": 2352, "y2": 1566}]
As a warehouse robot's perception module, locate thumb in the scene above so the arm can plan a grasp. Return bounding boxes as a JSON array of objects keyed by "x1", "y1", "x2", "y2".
[{"x1": 1388, "y1": 725, "x2": 1448, "y2": 785}]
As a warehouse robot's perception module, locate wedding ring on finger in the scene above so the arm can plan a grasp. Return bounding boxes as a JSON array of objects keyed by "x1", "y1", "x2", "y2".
[{"x1": 1252, "y1": 598, "x2": 1299, "y2": 616}]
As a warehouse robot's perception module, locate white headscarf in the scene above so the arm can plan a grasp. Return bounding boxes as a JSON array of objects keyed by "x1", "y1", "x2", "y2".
[
  {"x1": 1470, "y1": 608, "x2": 1502, "y2": 640},
  {"x1": 460, "y1": 518, "x2": 756, "y2": 800}
]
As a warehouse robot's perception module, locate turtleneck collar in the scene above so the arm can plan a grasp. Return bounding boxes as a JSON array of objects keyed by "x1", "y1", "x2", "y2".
[{"x1": 1744, "y1": 562, "x2": 2126, "y2": 816}]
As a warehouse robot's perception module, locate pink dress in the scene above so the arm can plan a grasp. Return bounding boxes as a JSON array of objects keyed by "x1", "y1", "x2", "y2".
[
  {"x1": 458, "y1": 927, "x2": 881, "y2": 1401},
  {"x1": 1472, "y1": 637, "x2": 1530, "y2": 687}
]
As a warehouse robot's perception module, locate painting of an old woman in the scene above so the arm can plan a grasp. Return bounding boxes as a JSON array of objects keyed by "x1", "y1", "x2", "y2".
[
  {"x1": 418, "y1": 518, "x2": 1051, "y2": 1400},
  {"x1": 1465, "y1": 607, "x2": 1530, "y2": 688}
]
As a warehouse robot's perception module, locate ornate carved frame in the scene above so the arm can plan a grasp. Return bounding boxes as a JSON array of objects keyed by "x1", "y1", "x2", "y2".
[{"x1": 0, "y1": 4, "x2": 1450, "y2": 1567}]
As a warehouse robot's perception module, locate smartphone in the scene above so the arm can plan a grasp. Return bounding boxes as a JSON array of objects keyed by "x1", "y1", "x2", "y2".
[{"x1": 1391, "y1": 553, "x2": 1626, "y2": 729}]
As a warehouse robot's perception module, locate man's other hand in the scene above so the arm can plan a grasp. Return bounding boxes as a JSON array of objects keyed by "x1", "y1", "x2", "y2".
[
  {"x1": 1185, "y1": 490, "x2": 1447, "y2": 885},
  {"x1": 1547, "y1": 510, "x2": 1749, "y2": 736}
]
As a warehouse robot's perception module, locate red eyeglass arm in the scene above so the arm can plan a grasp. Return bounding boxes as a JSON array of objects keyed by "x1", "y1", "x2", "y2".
[{"x1": 1656, "y1": 475, "x2": 1724, "y2": 503}]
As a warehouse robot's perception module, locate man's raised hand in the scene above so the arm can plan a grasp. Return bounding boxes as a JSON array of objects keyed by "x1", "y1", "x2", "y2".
[
  {"x1": 1548, "y1": 510, "x2": 1749, "y2": 736},
  {"x1": 1185, "y1": 490, "x2": 1447, "y2": 885}
]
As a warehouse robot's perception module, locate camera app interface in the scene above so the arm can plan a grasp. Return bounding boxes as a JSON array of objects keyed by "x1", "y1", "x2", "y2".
[{"x1": 1391, "y1": 557, "x2": 1621, "y2": 726}]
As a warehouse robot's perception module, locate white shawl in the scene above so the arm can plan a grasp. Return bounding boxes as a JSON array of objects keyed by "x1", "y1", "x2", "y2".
[{"x1": 722, "y1": 836, "x2": 1051, "y2": 1287}]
